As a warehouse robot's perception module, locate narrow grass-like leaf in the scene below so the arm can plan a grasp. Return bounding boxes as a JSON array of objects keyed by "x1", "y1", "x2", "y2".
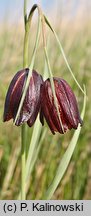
[
  {"x1": 0, "y1": 145, "x2": 21, "y2": 199},
  {"x1": 25, "y1": 128, "x2": 47, "y2": 195},
  {"x1": 18, "y1": 118, "x2": 42, "y2": 200},
  {"x1": 14, "y1": 15, "x2": 41, "y2": 124},
  {"x1": 43, "y1": 87, "x2": 86, "y2": 199},
  {"x1": 25, "y1": 118, "x2": 42, "y2": 180},
  {"x1": 18, "y1": 48, "x2": 49, "y2": 199},
  {"x1": 25, "y1": 42, "x2": 49, "y2": 183},
  {"x1": 26, "y1": 128, "x2": 47, "y2": 180},
  {"x1": 44, "y1": 15, "x2": 85, "y2": 95},
  {"x1": 44, "y1": 47, "x2": 64, "y2": 133},
  {"x1": 43, "y1": 37, "x2": 50, "y2": 80},
  {"x1": 18, "y1": 125, "x2": 47, "y2": 199}
]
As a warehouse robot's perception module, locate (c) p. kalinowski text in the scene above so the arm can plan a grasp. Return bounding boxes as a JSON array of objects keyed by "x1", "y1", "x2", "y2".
[{"x1": 32, "y1": 202, "x2": 83, "y2": 212}]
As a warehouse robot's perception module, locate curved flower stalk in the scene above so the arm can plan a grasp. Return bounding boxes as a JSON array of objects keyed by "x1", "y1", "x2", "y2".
[{"x1": 3, "y1": 69, "x2": 43, "y2": 127}]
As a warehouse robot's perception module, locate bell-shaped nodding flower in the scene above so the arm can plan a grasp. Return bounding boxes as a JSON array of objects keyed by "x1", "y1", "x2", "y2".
[
  {"x1": 40, "y1": 78, "x2": 82, "y2": 134},
  {"x1": 3, "y1": 68, "x2": 43, "y2": 126}
]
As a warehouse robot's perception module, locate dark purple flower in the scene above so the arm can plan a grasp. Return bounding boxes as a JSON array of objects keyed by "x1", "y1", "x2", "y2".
[
  {"x1": 3, "y1": 68, "x2": 43, "y2": 126},
  {"x1": 40, "y1": 78, "x2": 82, "y2": 134}
]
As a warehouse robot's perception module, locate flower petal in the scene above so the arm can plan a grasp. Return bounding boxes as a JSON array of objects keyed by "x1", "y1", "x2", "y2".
[
  {"x1": 40, "y1": 79, "x2": 64, "y2": 134},
  {"x1": 40, "y1": 78, "x2": 82, "y2": 134},
  {"x1": 3, "y1": 68, "x2": 28, "y2": 122},
  {"x1": 15, "y1": 70, "x2": 43, "y2": 126},
  {"x1": 3, "y1": 69, "x2": 43, "y2": 127},
  {"x1": 27, "y1": 71, "x2": 43, "y2": 127},
  {"x1": 55, "y1": 78, "x2": 82, "y2": 129}
]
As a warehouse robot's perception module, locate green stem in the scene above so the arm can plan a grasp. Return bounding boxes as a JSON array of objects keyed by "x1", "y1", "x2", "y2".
[
  {"x1": 21, "y1": 0, "x2": 32, "y2": 200},
  {"x1": 17, "y1": 14, "x2": 41, "y2": 200},
  {"x1": 24, "y1": 0, "x2": 27, "y2": 26},
  {"x1": 21, "y1": 0, "x2": 28, "y2": 200},
  {"x1": 21, "y1": 125, "x2": 27, "y2": 200},
  {"x1": 21, "y1": 2, "x2": 41, "y2": 200},
  {"x1": 23, "y1": 30, "x2": 29, "y2": 67}
]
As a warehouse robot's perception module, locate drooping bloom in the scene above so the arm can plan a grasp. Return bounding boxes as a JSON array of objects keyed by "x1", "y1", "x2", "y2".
[
  {"x1": 40, "y1": 78, "x2": 82, "y2": 134},
  {"x1": 3, "y1": 68, "x2": 43, "y2": 126}
]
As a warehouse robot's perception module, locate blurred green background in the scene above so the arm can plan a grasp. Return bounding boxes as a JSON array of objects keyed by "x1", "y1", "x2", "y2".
[{"x1": 0, "y1": 0, "x2": 91, "y2": 199}]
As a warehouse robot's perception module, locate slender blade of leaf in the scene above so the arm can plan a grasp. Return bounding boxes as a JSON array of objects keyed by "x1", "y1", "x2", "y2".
[
  {"x1": 44, "y1": 15, "x2": 85, "y2": 95},
  {"x1": 43, "y1": 87, "x2": 86, "y2": 200},
  {"x1": 14, "y1": 15, "x2": 41, "y2": 124}
]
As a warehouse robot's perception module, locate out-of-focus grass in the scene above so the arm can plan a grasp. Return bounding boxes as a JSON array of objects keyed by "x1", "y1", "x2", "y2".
[{"x1": 0, "y1": 19, "x2": 91, "y2": 200}]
